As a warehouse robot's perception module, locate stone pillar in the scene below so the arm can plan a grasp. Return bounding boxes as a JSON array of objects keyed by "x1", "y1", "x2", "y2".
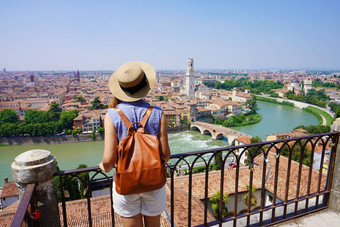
[
  {"x1": 12, "y1": 149, "x2": 60, "y2": 226},
  {"x1": 330, "y1": 118, "x2": 340, "y2": 211}
]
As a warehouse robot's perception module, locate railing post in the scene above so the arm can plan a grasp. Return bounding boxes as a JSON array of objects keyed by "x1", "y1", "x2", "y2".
[
  {"x1": 329, "y1": 118, "x2": 340, "y2": 211},
  {"x1": 11, "y1": 149, "x2": 60, "y2": 226}
]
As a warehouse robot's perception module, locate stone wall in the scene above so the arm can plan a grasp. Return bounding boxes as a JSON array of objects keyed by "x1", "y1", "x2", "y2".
[
  {"x1": 167, "y1": 125, "x2": 190, "y2": 134},
  {"x1": 0, "y1": 126, "x2": 190, "y2": 145},
  {"x1": 0, "y1": 134, "x2": 104, "y2": 145}
]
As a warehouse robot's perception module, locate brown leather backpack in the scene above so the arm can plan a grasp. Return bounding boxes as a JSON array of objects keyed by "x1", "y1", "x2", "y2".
[{"x1": 114, "y1": 106, "x2": 166, "y2": 195}]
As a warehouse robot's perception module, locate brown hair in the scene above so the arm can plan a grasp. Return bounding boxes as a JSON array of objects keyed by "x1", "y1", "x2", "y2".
[{"x1": 109, "y1": 96, "x2": 122, "y2": 108}]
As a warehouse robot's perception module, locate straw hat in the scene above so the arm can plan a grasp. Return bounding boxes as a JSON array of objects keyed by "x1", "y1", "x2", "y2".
[{"x1": 109, "y1": 61, "x2": 156, "y2": 102}]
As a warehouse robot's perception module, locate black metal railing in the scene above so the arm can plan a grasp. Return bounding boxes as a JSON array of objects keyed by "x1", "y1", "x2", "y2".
[
  {"x1": 10, "y1": 183, "x2": 38, "y2": 227},
  {"x1": 11, "y1": 132, "x2": 339, "y2": 226},
  {"x1": 55, "y1": 166, "x2": 114, "y2": 227},
  {"x1": 165, "y1": 132, "x2": 338, "y2": 226}
]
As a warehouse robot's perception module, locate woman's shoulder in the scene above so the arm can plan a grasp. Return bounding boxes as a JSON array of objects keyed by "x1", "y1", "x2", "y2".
[
  {"x1": 107, "y1": 108, "x2": 117, "y2": 113},
  {"x1": 106, "y1": 108, "x2": 118, "y2": 120},
  {"x1": 113, "y1": 100, "x2": 162, "y2": 114}
]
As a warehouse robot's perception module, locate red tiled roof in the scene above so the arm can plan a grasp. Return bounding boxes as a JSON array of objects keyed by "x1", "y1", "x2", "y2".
[
  {"x1": 255, "y1": 151, "x2": 326, "y2": 200},
  {"x1": 0, "y1": 152, "x2": 328, "y2": 226},
  {"x1": 235, "y1": 136, "x2": 253, "y2": 144},
  {"x1": 0, "y1": 181, "x2": 18, "y2": 198},
  {"x1": 57, "y1": 195, "x2": 170, "y2": 227}
]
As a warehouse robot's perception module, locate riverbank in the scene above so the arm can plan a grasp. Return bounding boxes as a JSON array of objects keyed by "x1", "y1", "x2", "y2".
[
  {"x1": 214, "y1": 113, "x2": 262, "y2": 128},
  {"x1": 303, "y1": 106, "x2": 333, "y2": 126},
  {"x1": 0, "y1": 125, "x2": 190, "y2": 146},
  {"x1": 255, "y1": 96, "x2": 333, "y2": 126}
]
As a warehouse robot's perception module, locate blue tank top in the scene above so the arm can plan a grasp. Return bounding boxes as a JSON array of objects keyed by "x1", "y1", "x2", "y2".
[{"x1": 107, "y1": 99, "x2": 163, "y2": 141}]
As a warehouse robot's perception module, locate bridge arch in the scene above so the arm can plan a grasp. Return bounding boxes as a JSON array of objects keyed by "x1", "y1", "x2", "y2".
[
  {"x1": 190, "y1": 125, "x2": 202, "y2": 133},
  {"x1": 215, "y1": 133, "x2": 225, "y2": 140},
  {"x1": 203, "y1": 129, "x2": 212, "y2": 136},
  {"x1": 190, "y1": 122, "x2": 249, "y2": 144}
]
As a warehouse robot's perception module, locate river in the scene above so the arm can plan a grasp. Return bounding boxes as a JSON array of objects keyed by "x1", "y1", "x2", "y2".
[
  {"x1": 234, "y1": 101, "x2": 318, "y2": 139},
  {"x1": 0, "y1": 101, "x2": 318, "y2": 183}
]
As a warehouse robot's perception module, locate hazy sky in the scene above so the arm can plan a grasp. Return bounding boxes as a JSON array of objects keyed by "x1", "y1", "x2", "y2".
[{"x1": 1, "y1": 0, "x2": 339, "y2": 71}]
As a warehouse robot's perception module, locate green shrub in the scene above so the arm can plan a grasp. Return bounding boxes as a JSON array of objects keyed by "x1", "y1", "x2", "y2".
[
  {"x1": 210, "y1": 190, "x2": 230, "y2": 218},
  {"x1": 243, "y1": 185, "x2": 257, "y2": 207}
]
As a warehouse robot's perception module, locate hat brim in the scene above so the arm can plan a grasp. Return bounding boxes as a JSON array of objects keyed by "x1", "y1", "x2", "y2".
[{"x1": 109, "y1": 61, "x2": 156, "y2": 102}]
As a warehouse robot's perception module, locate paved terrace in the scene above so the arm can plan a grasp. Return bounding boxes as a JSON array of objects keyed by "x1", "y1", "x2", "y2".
[{"x1": 277, "y1": 209, "x2": 340, "y2": 227}]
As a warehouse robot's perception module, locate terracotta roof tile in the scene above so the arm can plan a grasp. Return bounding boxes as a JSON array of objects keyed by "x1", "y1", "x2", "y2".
[
  {"x1": 0, "y1": 151, "x2": 328, "y2": 226},
  {"x1": 58, "y1": 195, "x2": 170, "y2": 227},
  {"x1": 0, "y1": 181, "x2": 18, "y2": 198}
]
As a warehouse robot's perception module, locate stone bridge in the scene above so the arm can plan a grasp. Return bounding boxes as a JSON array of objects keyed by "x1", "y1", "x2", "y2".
[{"x1": 190, "y1": 121, "x2": 250, "y2": 143}]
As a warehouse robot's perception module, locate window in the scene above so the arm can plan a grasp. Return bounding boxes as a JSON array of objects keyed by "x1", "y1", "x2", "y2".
[{"x1": 268, "y1": 194, "x2": 273, "y2": 202}]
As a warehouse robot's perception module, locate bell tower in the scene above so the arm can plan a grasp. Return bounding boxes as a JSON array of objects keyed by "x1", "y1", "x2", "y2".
[{"x1": 185, "y1": 58, "x2": 195, "y2": 97}]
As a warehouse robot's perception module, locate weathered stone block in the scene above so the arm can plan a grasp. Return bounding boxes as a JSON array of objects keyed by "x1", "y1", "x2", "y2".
[
  {"x1": 11, "y1": 149, "x2": 57, "y2": 183},
  {"x1": 11, "y1": 149, "x2": 60, "y2": 226}
]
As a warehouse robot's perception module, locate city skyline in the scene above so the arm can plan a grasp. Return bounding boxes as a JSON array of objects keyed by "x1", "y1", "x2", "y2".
[{"x1": 1, "y1": 0, "x2": 340, "y2": 71}]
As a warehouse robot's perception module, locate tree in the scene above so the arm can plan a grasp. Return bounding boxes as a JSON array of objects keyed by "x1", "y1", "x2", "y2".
[
  {"x1": 224, "y1": 117, "x2": 236, "y2": 127},
  {"x1": 23, "y1": 124, "x2": 34, "y2": 136},
  {"x1": 91, "y1": 130, "x2": 96, "y2": 140},
  {"x1": 48, "y1": 101, "x2": 62, "y2": 122},
  {"x1": 209, "y1": 190, "x2": 230, "y2": 218},
  {"x1": 90, "y1": 97, "x2": 108, "y2": 110},
  {"x1": 335, "y1": 109, "x2": 340, "y2": 119},
  {"x1": 73, "y1": 95, "x2": 85, "y2": 102},
  {"x1": 243, "y1": 185, "x2": 257, "y2": 207},
  {"x1": 76, "y1": 164, "x2": 91, "y2": 199},
  {"x1": 53, "y1": 122, "x2": 64, "y2": 134},
  {"x1": 0, "y1": 109, "x2": 19, "y2": 124},
  {"x1": 294, "y1": 125, "x2": 330, "y2": 134},
  {"x1": 60, "y1": 110, "x2": 78, "y2": 130},
  {"x1": 180, "y1": 117, "x2": 189, "y2": 125},
  {"x1": 214, "y1": 81, "x2": 220, "y2": 89},
  {"x1": 72, "y1": 129, "x2": 78, "y2": 137},
  {"x1": 246, "y1": 136, "x2": 263, "y2": 166},
  {"x1": 97, "y1": 127, "x2": 104, "y2": 136},
  {"x1": 246, "y1": 99, "x2": 258, "y2": 114},
  {"x1": 53, "y1": 164, "x2": 89, "y2": 202},
  {"x1": 270, "y1": 92, "x2": 279, "y2": 98},
  {"x1": 0, "y1": 123, "x2": 17, "y2": 137},
  {"x1": 214, "y1": 151, "x2": 223, "y2": 170},
  {"x1": 24, "y1": 109, "x2": 50, "y2": 124},
  {"x1": 66, "y1": 129, "x2": 72, "y2": 135},
  {"x1": 328, "y1": 102, "x2": 340, "y2": 115},
  {"x1": 281, "y1": 140, "x2": 311, "y2": 166}
]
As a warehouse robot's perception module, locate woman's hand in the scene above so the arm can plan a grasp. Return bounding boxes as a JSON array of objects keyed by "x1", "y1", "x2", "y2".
[{"x1": 99, "y1": 162, "x2": 105, "y2": 172}]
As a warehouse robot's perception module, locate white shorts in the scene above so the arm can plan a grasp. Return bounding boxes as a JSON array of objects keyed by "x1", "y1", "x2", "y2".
[{"x1": 112, "y1": 181, "x2": 167, "y2": 217}]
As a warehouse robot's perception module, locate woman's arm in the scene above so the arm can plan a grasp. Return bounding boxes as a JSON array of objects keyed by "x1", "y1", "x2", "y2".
[
  {"x1": 99, "y1": 113, "x2": 117, "y2": 172},
  {"x1": 159, "y1": 113, "x2": 171, "y2": 163}
]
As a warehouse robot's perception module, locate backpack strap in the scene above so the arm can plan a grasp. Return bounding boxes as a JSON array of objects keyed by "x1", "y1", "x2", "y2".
[
  {"x1": 115, "y1": 108, "x2": 132, "y2": 129},
  {"x1": 141, "y1": 106, "x2": 154, "y2": 127}
]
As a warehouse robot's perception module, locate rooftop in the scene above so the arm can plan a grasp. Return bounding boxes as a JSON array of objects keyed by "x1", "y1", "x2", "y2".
[
  {"x1": 0, "y1": 181, "x2": 19, "y2": 199},
  {"x1": 1, "y1": 131, "x2": 340, "y2": 226}
]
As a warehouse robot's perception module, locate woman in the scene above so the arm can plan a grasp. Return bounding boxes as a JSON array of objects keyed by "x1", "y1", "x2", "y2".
[{"x1": 99, "y1": 61, "x2": 171, "y2": 227}]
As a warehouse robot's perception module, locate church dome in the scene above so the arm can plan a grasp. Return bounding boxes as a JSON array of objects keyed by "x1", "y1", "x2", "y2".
[{"x1": 291, "y1": 78, "x2": 300, "y2": 83}]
